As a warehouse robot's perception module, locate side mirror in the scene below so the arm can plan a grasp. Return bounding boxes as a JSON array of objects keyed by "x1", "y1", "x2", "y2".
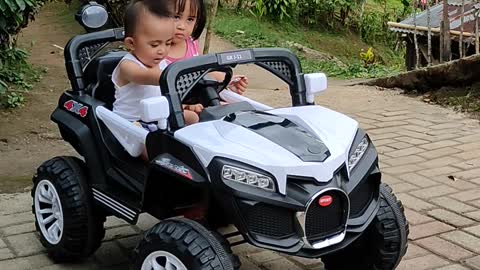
[
  {"x1": 304, "y1": 73, "x2": 328, "y2": 104},
  {"x1": 75, "y1": 2, "x2": 109, "y2": 32},
  {"x1": 141, "y1": 96, "x2": 170, "y2": 130}
]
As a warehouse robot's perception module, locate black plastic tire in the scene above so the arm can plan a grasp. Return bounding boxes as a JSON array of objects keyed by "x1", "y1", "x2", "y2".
[
  {"x1": 32, "y1": 156, "x2": 105, "y2": 262},
  {"x1": 211, "y1": 231, "x2": 242, "y2": 270},
  {"x1": 322, "y1": 183, "x2": 409, "y2": 270},
  {"x1": 133, "y1": 218, "x2": 236, "y2": 270}
]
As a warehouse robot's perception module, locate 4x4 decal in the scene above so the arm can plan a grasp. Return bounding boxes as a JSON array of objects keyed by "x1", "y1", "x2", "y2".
[
  {"x1": 156, "y1": 158, "x2": 193, "y2": 180},
  {"x1": 64, "y1": 100, "x2": 88, "y2": 118}
]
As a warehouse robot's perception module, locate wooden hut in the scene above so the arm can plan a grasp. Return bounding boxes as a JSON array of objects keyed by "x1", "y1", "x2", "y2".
[{"x1": 389, "y1": 0, "x2": 479, "y2": 70}]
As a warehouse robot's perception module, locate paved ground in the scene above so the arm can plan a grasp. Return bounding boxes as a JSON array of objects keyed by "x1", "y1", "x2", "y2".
[{"x1": 1, "y1": 81, "x2": 480, "y2": 269}]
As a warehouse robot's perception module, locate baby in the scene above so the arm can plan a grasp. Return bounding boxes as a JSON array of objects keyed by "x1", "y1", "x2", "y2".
[{"x1": 111, "y1": 0, "x2": 202, "y2": 131}]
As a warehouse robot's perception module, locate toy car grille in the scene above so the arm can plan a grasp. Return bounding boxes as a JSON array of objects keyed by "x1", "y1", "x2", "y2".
[
  {"x1": 176, "y1": 70, "x2": 206, "y2": 99},
  {"x1": 259, "y1": 61, "x2": 292, "y2": 80},
  {"x1": 239, "y1": 202, "x2": 295, "y2": 239},
  {"x1": 305, "y1": 190, "x2": 348, "y2": 243},
  {"x1": 79, "y1": 42, "x2": 107, "y2": 68},
  {"x1": 349, "y1": 174, "x2": 379, "y2": 218}
]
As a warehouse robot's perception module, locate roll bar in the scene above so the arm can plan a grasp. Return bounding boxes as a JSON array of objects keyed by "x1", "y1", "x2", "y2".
[
  {"x1": 159, "y1": 48, "x2": 307, "y2": 129},
  {"x1": 64, "y1": 27, "x2": 125, "y2": 92}
]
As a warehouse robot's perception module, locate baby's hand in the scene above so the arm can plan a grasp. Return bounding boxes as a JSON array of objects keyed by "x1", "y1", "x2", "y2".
[
  {"x1": 184, "y1": 104, "x2": 204, "y2": 114},
  {"x1": 229, "y1": 75, "x2": 248, "y2": 95}
]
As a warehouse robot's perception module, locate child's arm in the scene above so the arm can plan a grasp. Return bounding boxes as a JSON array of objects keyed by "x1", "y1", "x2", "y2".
[
  {"x1": 193, "y1": 40, "x2": 248, "y2": 94},
  {"x1": 207, "y1": 72, "x2": 248, "y2": 95},
  {"x1": 118, "y1": 60, "x2": 162, "y2": 86}
]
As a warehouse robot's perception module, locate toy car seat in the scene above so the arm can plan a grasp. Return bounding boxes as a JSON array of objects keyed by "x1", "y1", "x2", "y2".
[{"x1": 85, "y1": 50, "x2": 127, "y2": 109}]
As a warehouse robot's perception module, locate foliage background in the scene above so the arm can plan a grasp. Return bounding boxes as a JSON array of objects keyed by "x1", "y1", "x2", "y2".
[{"x1": 0, "y1": 0, "x2": 45, "y2": 108}]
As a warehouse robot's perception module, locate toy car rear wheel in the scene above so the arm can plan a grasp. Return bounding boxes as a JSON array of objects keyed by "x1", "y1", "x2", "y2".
[
  {"x1": 133, "y1": 218, "x2": 236, "y2": 270},
  {"x1": 32, "y1": 156, "x2": 105, "y2": 262},
  {"x1": 322, "y1": 183, "x2": 409, "y2": 270}
]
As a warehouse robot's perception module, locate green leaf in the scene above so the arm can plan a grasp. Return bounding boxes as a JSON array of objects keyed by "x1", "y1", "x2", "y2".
[
  {"x1": 4, "y1": 0, "x2": 17, "y2": 12},
  {"x1": 0, "y1": 80, "x2": 7, "y2": 94},
  {"x1": 0, "y1": 1, "x2": 7, "y2": 11},
  {"x1": 14, "y1": 0, "x2": 25, "y2": 11},
  {"x1": 23, "y1": 0, "x2": 34, "y2": 7},
  {"x1": 0, "y1": 16, "x2": 6, "y2": 29}
]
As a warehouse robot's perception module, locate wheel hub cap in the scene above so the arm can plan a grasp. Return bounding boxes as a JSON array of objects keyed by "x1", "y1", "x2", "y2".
[
  {"x1": 34, "y1": 180, "x2": 64, "y2": 245},
  {"x1": 141, "y1": 251, "x2": 187, "y2": 270}
]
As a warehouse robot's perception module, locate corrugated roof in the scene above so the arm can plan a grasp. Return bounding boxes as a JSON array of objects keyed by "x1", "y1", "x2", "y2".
[{"x1": 392, "y1": 0, "x2": 478, "y2": 35}]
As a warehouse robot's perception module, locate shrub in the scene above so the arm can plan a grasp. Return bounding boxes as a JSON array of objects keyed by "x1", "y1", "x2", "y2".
[
  {"x1": 360, "y1": 47, "x2": 375, "y2": 66},
  {"x1": 250, "y1": 0, "x2": 297, "y2": 20},
  {"x1": 0, "y1": 0, "x2": 44, "y2": 49},
  {"x1": 0, "y1": 0, "x2": 44, "y2": 108}
]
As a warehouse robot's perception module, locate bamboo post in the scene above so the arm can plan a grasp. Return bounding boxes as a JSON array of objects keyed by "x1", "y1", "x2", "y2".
[
  {"x1": 413, "y1": 0, "x2": 420, "y2": 69},
  {"x1": 427, "y1": 0, "x2": 432, "y2": 66},
  {"x1": 476, "y1": 10, "x2": 479, "y2": 54},
  {"x1": 203, "y1": 0, "x2": 219, "y2": 54},
  {"x1": 442, "y1": 0, "x2": 451, "y2": 62},
  {"x1": 460, "y1": 0, "x2": 465, "y2": 58},
  {"x1": 440, "y1": 20, "x2": 444, "y2": 61}
]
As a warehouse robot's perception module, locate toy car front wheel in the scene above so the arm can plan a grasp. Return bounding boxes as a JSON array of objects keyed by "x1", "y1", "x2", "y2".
[
  {"x1": 133, "y1": 218, "x2": 236, "y2": 270},
  {"x1": 322, "y1": 183, "x2": 409, "y2": 270},
  {"x1": 32, "y1": 156, "x2": 105, "y2": 262}
]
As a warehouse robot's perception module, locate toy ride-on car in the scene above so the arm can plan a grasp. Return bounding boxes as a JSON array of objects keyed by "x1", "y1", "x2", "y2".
[{"x1": 31, "y1": 5, "x2": 408, "y2": 270}]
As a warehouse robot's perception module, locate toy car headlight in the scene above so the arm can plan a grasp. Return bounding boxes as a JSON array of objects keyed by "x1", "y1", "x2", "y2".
[
  {"x1": 221, "y1": 165, "x2": 276, "y2": 192},
  {"x1": 348, "y1": 135, "x2": 370, "y2": 171}
]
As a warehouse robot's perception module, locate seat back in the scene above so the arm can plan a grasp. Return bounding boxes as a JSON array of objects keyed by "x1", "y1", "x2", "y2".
[{"x1": 84, "y1": 51, "x2": 127, "y2": 109}]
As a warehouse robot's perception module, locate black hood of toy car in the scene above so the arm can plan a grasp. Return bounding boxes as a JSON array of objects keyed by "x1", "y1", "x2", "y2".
[{"x1": 223, "y1": 111, "x2": 330, "y2": 162}]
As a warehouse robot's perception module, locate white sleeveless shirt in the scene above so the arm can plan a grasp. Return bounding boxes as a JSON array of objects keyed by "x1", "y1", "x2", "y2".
[{"x1": 111, "y1": 53, "x2": 168, "y2": 121}]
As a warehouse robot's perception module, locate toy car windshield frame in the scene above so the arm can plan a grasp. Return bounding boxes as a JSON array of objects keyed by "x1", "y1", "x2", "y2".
[{"x1": 160, "y1": 48, "x2": 308, "y2": 129}]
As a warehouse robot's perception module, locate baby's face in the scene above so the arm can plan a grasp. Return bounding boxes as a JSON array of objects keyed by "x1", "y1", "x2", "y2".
[{"x1": 130, "y1": 11, "x2": 175, "y2": 67}]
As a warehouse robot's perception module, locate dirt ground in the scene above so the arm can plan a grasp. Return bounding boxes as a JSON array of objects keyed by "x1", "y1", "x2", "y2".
[
  {"x1": 0, "y1": 2, "x2": 412, "y2": 193},
  {"x1": 0, "y1": 3, "x2": 83, "y2": 192}
]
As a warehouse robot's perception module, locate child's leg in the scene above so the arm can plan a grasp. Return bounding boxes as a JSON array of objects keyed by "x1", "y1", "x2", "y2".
[
  {"x1": 184, "y1": 110, "x2": 199, "y2": 125},
  {"x1": 133, "y1": 121, "x2": 149, "y2": 161}
]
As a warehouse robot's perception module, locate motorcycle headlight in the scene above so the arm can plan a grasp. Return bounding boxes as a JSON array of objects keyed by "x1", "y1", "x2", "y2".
[
  {"x1": 348, "y1": 134, "x2": 369, "y2": 171},
  {"x1": 222, "y1": 165, "x2": 276, "y2": 192}
]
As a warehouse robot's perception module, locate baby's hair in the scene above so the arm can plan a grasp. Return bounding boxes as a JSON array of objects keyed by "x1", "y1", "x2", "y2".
[
  {"x1": 175, "y1": 0, "x2": 206, "y2": 40},
  {"x1": 124, "y1": 0, "x2": 174, "y2": 38}
]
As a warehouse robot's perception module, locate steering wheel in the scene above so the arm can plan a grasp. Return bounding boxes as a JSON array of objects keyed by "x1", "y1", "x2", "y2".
[{"x1": 182, "y1": 67, "x2": 233, "y2": 107}]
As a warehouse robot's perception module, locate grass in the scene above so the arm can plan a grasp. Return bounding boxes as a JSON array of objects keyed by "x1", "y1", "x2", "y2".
[
  {"x1": 57, "y1": 1, "x2": 83, "y2": 26},
  {"x1": 365, "y1": 0, "x2": 405, "y2": 15},
  {"x1": 422, "y1": 84, "x2": 480, "y2": 117},
  {"x1": 213, "y1": 8, "x2": 403, "y2": 79}
]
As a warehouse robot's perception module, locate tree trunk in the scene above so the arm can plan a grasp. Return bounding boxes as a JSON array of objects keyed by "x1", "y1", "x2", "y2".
[
  {"x1": 413, "y1": 0, "x2": 420, "y2": 69},
  {"x1": 427, "y1": 0, "x2": 432, "y2": 66},
  {"x1": 203, "y1": 0, "x2": 219, "y2": 55},
  {"x1": 441, "y1": 0, "x2": 451, "y2": 62},
  {"x1": 460, "y1": 0, "x2": 465, "y2": 58}
]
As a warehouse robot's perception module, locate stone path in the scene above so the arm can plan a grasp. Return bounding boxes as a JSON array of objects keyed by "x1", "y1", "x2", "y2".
[{"x1": 1, "y1": 81, "x2": 480, "y2": 269}]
